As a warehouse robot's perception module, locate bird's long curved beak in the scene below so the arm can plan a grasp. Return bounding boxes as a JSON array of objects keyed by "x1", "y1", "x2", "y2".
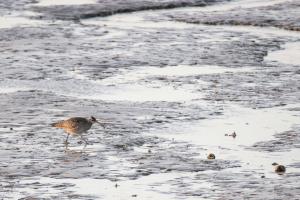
[{"x1": 96, "y1": 121, "x2": 106, "y2": 128}]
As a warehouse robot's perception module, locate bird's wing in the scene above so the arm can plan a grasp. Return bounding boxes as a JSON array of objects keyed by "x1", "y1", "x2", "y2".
[{"x1": 67, "y1": 118, "x2": 84, "y2": 128}]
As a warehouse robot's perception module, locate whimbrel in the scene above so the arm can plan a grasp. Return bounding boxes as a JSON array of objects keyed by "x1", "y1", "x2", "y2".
[{"x1": 52, "y1": 116, "x2": 104, "y2": 144}]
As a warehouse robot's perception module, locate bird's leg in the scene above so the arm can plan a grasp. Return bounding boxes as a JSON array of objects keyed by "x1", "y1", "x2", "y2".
[
  {"x1": 64, "y1": 142, "x2": 69, "y2": 151},
  {"x1": 64, "y1": 134, "x2": 70, "y2": 145},
  {"x1": 80, "y1": 135, "x2": 88, "y2": 145},
  {"x1": 100, "y1": 122, "x2": 106, "y2": 129}
]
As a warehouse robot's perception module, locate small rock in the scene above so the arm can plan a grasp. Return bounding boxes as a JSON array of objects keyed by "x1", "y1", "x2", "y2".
[
  {"x1": 232, "y1": 131, "x2": 236, "y2": 138},
  {"x1": 207, "y1": 153, "x2": 215, "y2": 159},
  {"x1": 275, "y1": 165, "x2": 286, "y2": 173},
  {"x1": 272, "y1": 163, "x2": 286, "y2": 173}
]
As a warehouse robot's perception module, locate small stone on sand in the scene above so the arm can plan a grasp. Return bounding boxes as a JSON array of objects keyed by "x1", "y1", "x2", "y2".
[{"x1": 207, "y1": 153, "x2": 216, "y2": 159}]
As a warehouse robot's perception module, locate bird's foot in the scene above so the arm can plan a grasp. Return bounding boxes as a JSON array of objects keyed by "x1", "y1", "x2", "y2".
[{"x1": 78, "y1": 140, "x2": 89, "y2": 145}]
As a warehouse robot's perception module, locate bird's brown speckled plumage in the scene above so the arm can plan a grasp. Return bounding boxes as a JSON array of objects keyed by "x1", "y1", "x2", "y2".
[
  {"x1": 52, "y1": 116, "x2": 101, "y2": 144},
  {"x1": 52, "y1": 117, "x2": 93, "y2": 135}
]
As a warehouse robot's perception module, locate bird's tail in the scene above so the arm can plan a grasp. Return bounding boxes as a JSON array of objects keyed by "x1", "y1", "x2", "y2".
[{"x1": 51, "y1": 121, "x2": 64, "y2": 128}]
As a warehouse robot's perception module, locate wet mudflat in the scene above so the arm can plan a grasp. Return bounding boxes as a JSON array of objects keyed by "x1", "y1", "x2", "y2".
[{"x1": 0, "y1": 0, "x2": 300, "y2": 199}]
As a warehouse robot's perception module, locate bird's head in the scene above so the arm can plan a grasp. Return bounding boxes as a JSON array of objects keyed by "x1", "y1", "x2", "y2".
[
  {"x1": 90, "y1": 116, "x2": 105, "y2": 128},
  {"x1": 90, "y1": 116, "x2": 97, "y2": 123}
]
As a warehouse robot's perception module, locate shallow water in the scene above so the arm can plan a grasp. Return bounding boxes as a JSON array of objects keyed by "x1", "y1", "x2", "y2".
[
  {"x1": 265, "y1": 42, "x2": 300, "y2": 66},
  {"x1": 146, "y1": 104, "x2": 300, "y2": 175},
  {"x1": 0, "y1": 0, "x2": 300, "y2": 199},
  {"x1": 35, "y1": 0, "x2": 97, "y2": 6},
  {"x1": 173, "y1": 0, "x2": 291, "y2": 12},
  {"x1": 0, "y1": 16, "x2": 44, "y2": 29}
]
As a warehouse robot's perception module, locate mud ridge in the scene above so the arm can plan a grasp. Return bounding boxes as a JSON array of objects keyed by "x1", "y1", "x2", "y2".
[
  {"x1": 165, "y1": 0, "x2": 300, "y2": 32},
  {"x1": 251, "y1": 125, "x2": 300, "y2": 152},
  {"x1": 31, "y1": 0, "x2": 229, "y2": 20}
]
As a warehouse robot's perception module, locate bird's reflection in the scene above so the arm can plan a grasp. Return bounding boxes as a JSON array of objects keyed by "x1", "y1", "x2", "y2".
[{"x1": 63, "y1": 143, "x2": 89, "y2": 163}]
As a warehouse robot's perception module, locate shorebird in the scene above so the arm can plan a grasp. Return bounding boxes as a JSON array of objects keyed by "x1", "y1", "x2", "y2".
[{"x1": 52, "y1": 116, "x2": 104, "y2": 144}]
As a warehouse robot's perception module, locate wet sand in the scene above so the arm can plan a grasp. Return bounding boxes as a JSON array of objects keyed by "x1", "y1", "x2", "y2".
[{"x1": 0, "y1": 0, "x2": 300, "y2": 199}]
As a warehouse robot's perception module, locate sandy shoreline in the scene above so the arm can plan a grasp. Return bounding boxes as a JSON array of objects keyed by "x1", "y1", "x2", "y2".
[{"x1": 0, "y1": 0, "x2": 300, "y2": 199}]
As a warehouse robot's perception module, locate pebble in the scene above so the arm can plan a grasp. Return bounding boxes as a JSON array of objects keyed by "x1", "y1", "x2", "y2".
[{"x1": 207, "y1": 153, "x2": 216, "y2": 159}]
